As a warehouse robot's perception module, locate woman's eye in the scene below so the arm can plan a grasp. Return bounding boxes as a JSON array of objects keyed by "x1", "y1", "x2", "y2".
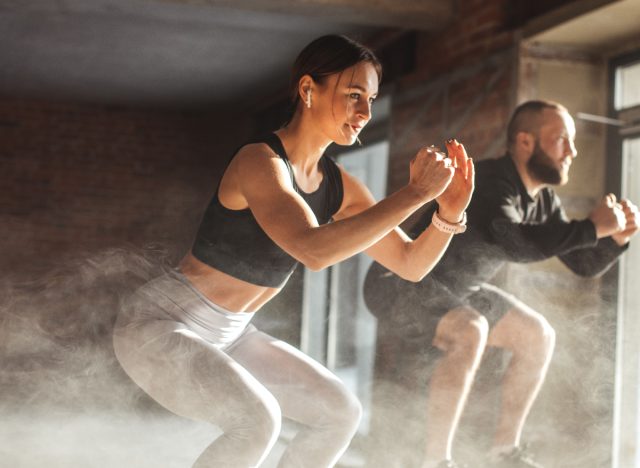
[{"x1": 349, "y1": 93, "x2": 360, "y2": 100}]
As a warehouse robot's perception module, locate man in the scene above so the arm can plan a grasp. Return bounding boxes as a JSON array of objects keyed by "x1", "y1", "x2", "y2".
[{"x1": 364, "y1": 100, "x2": 639, "y2": 468}]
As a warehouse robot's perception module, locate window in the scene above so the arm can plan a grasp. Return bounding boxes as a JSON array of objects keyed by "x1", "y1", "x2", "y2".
[
  {"x1": 610, "y1": 50, "x2": 640, "y2": 468},
  {"x1": 615, "y1": 60, "x2": 640, "y2": 111}
]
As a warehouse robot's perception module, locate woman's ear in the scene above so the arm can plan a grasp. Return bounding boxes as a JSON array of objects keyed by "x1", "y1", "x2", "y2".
[{"x1": 298, "y1": 75, "x2": 314, "y2": 109}]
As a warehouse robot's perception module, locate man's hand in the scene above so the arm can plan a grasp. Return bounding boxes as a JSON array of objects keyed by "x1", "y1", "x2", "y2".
[
  {"x1": 612, "y1": 199, "x2": 639, "y2": 246},
  {"x1": 436, "y1": 139, "x2": 475, "y2": 223},
  {"x1": 588, "y1": 193, "x2": 627, "y2": 239}
]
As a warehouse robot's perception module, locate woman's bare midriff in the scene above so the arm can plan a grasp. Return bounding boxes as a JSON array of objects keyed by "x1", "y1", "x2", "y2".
[{"x1": 178, "y1": 253, "x2": 282, "y2": 313}]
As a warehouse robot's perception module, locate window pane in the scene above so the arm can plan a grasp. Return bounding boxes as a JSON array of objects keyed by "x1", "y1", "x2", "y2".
[
  {"x1": 614, "y1": 137, "x2": 640, "y2": 468},
  {"x1": 615, "y1": 61, "x2": 640, "y2": 110}
]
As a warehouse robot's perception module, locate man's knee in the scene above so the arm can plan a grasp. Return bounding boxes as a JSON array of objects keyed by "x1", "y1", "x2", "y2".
[
  {"x1": 435, "y1": 308, "x2": 489, "y2": 354},
  {"x1": 495, "y1": 308, "x2": 556, "y2": 358},
  {"x1": 530, "y1": 313, "x2": 556, "y2": 355}
]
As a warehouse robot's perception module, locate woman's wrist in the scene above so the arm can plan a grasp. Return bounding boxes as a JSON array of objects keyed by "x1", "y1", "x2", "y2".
[
  {"x1": 432, "y1": 210, "x2": 467, "y2": 234},
  {"x1": 437, "y1": 207, "x2": 465, "y2": 224},
  {"x1": 402, "y1": 184, "x2": 431, "y2": 206}
]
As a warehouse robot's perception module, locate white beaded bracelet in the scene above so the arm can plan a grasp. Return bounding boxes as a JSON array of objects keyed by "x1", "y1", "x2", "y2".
[{"x1": 431, "y1": 211, "x2": 467, "y2": 234}]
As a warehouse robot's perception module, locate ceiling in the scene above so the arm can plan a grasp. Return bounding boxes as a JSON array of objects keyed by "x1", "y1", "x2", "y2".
[
  {"x1": 3, "y1": 0, "x2": 637, "y2": 111},
  {"x1": 0, "y1": 0, "x2": 451, "y2": 110},
  {"x1": 528, "y1": 0, "x2": 640, "y2": 54}
]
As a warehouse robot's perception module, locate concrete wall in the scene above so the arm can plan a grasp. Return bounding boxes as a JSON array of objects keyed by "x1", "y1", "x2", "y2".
[
  {"x1": 519, "y1": 45, "x2": 608, "y2": 203},
  {"x1": 506, "y1": 45, "x2": 615, "y2": 466}
]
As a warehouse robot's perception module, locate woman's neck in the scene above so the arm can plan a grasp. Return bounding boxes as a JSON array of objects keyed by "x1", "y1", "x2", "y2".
[{"x1": 276, "y1": 113, "x2": 332, "y2": 176}]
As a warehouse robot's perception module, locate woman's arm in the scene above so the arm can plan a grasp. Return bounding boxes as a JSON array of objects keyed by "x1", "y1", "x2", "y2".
[
  {"x1": 337, "y1": 140, "x2": 475, "y2": 281},
  {"x1": 229, "y1": 142, "x2": 455, "y2": 271}
]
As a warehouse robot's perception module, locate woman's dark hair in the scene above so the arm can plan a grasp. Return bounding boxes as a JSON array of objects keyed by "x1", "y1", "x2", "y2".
[{"x1": 289, "y1": 34, "x2": 382, "y2": 106}]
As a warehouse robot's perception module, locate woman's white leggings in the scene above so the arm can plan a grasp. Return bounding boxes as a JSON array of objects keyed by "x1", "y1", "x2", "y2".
[{"x1": 113, "y1": 273, "x2": 362, "y2": 468}]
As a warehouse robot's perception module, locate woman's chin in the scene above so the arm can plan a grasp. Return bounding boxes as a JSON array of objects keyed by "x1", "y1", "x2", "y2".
[{"x1": 334, "y1": 134, "x2": 357, "y2": 147}]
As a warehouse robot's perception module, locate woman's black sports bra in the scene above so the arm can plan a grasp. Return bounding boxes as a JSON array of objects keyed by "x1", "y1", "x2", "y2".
[{"x1": 191, "y1": 133, "x2": 344, "y2": 288}]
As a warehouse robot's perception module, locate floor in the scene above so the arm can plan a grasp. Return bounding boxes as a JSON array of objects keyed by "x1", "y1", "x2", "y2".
[{"x1": 0, "y1": 409, "x2": 367, "y2": 468}]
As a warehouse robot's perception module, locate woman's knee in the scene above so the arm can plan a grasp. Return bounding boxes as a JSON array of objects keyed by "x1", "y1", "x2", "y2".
[
  {"x1": 340, "y1": 388, "x2": 363, "y2": 429},
  {"x1": 251, "y1": 394, "x2": 282, "y2": 444},
  {"x1": 225, "y1": 389, "x2": 282, "y2": 447},
  {"x1": 321, "y1": 381, "x2": 363, "y2": 434}
]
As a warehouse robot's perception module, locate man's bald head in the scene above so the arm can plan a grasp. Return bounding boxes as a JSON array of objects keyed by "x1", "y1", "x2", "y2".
[{"x1": 507, "y1": 100, "x2": 569, "y2": 149}]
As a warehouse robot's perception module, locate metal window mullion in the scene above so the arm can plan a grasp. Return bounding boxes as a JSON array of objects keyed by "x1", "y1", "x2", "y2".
[{"x1": 326, "y1": 264, "x2": 341, "y2": 371}]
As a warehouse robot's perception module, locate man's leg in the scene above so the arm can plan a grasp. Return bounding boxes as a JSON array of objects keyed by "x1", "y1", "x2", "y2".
[
  {"x1": 367, "y1": 275, "x2": 467, "y2": 467},
  {"x1": 421, "y1": 306, "x2": 488, "y2": 468},
  {"x1": 485, "y1": 299, "x2": 555, "y2": 461}
]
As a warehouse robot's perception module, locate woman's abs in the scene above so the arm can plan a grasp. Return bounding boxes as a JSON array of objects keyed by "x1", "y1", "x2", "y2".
[{"x1": 178, "y1": 253, "x2": 281, "y2": 313}]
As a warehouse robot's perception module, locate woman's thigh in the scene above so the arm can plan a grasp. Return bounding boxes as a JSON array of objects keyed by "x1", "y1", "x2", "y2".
[
  {"x1": 226, "y1": 327, "x2": 359, "y2": 426},
  {"x1": 114, "y1": 317, "x2": 279, "y2": 427}
]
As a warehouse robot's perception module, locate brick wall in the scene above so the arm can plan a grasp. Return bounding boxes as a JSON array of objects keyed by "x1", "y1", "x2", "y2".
[
  {"x1": 0, "y1": 97, "x2": 254, "y2": 411},
  {"x1": 386, "y1": 0, "x2": 585, "y2": 196},
  {"x1": 385, "y1": 0, "x2": 519, "y2": 236},
  {"x1": 0, "y1": 98, "x2": 249, "y2": 274}
]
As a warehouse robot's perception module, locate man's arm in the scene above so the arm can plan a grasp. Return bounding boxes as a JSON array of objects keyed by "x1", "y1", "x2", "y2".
[
  {"x1": 558, "y1": 198, "x2": 638, "y2": 277},
  {"x1": 479, "y1": 180, "x2": 626, "y2": 275},
  {"x1": 557, "y1": 237, "x2": 627, "y2": 277},
  {"x1": 479, "y1": 181, "x2": 598, "y2": 262}
]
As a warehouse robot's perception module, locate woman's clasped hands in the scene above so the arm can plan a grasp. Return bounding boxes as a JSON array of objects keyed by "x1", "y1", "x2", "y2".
[{"x1": 408, "y1": 139, "x2": 475, "y2": 222}]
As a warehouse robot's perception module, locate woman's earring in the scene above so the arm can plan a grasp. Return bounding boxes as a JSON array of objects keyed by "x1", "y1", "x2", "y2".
[{"x1": 306, "y1": 91, "x2": 311, "y2": 109}]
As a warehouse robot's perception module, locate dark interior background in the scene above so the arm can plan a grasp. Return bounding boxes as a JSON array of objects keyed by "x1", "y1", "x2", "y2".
[{"x1": 2, "y1": 0, "x2": 639, "y2": 466}]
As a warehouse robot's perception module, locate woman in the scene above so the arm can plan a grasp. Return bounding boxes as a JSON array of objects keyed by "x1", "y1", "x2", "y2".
[{"x1": 113, "y1": 35, "x2": 474, "y2": 467}]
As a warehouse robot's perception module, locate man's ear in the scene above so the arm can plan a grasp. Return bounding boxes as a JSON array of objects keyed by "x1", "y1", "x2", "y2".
[{"x1": 516, "y1": 131, "x2": 535, "y2": 155}]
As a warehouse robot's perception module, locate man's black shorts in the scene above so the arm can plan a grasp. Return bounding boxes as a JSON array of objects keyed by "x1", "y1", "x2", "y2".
[{"x1": 364, "y1": 263, "x2": 529, "y2": 348}]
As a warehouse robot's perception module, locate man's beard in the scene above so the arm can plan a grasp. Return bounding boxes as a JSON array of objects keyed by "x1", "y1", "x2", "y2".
[{"x1": 527, "y1": 140, "x2": 565, "y2": 185}]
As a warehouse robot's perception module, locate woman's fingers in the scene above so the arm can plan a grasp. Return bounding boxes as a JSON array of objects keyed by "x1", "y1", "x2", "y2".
[
  {"x1": 445, "y1": 140, "x2": 458, "y2": 170},
  {"x1": 445, "y1": 139, "x2": 472, "y2": 180},
  {"x1": 457, "y1": 142, "x2": 470, "y2": 179}
]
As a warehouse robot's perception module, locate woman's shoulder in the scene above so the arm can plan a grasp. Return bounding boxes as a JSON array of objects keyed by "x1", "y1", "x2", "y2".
[
  {"x1": 229, "y1": 138, "x2": 294, "y2": 190},
  {"x1": 232, "y1": 140, "x2": 282, "y2": 168}
]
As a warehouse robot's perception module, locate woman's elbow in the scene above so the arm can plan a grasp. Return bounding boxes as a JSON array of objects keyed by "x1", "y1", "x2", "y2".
[
  {"x1": 299, "y1": 252, "x2": 331, "y2": 272},
  {"x1": 405, "y1": 272, "x2": 428, "y2": 283},
  {"x1": 393, "y1": 248, "x2": 432, "y2": 282},
  {"x1": 394, "y1": 267, "x2": 428, "y2": 283},
  {"x1": 303, "y1": 260, "x2": 326, "y2": 272}
]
